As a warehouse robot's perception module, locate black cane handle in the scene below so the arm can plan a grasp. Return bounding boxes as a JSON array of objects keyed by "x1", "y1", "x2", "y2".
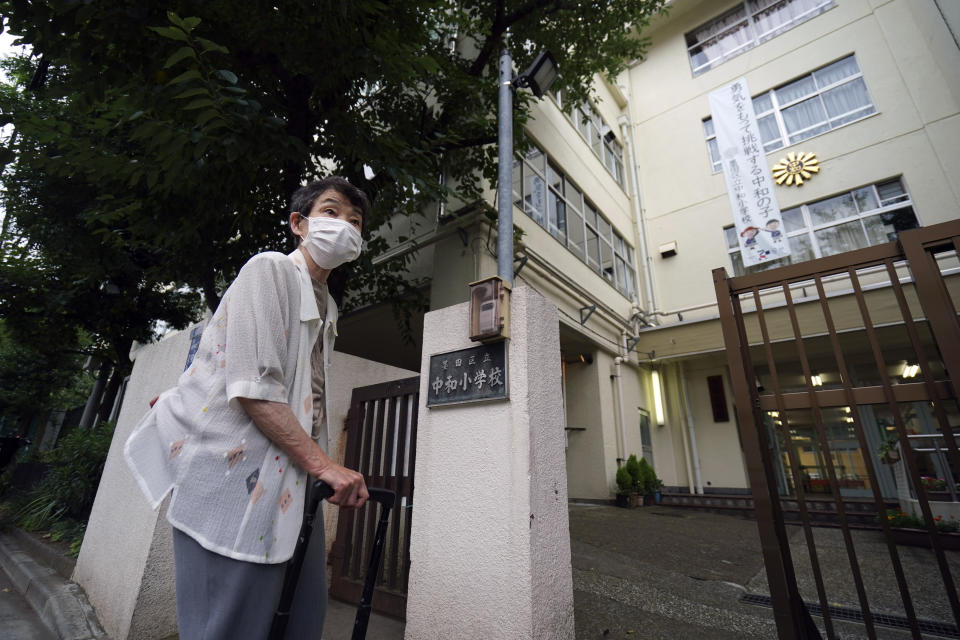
[{"x1": 312, "y1": 481, "x2": 395, "y2": 510}]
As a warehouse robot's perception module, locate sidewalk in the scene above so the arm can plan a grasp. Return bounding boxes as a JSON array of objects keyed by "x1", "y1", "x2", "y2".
[{"x1": 4, "y1": 505, "x2": 950, "y2": 639}]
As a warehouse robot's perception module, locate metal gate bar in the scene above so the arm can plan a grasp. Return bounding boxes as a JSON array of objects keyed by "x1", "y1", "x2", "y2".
[
  {"x1": 813, "y1": 272, "x2": 921, "y2": 637},
  {"x1": 901, "y1": 233, "x2": 960, "y2": 476},
  {"x1": 782, "y1": 279, "x2": 877, "y2": 638},
  {"x1": 752, "y1": 286, "x2": 837, "y2": 638},
  {"x1": 713, "y1": 219, "x2": 960, "y2": 640},
  {"x1": 330, "y1": 377, "x2": 419, "y2": 620},
  {"x1": 718, "y1": 276, "x2": 815, "y2": 640}
]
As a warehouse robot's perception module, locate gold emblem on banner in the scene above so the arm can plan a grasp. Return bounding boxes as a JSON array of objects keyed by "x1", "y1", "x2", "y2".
[{"x1": 772, "y1": 151, "x2": 819, "y2": 186}]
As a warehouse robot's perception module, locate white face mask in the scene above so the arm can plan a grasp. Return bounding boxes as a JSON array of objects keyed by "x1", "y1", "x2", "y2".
[{"x1": 299, "y1": 216, "x2": 363, "y2": 269}]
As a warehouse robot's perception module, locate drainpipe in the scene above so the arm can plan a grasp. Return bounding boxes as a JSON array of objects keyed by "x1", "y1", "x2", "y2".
[
  {"x1": 680, "y1": 361, "x2": 704, "y2": 494},
  {"x1": 672, "y1": 365, "x2": 696, "y2": 493},
  {"x1": 618, "y1": 82, "x2": 657, "y2": 316},
  {"x1": 613, "y1": 356, "x2": 629, "y2": 463}
]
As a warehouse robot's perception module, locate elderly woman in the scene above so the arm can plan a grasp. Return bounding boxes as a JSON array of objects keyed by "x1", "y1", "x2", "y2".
[{"x1": 126, "y1": 176, "x2": 370, "y2": 639}]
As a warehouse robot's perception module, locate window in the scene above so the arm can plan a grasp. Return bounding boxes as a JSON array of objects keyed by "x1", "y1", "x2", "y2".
[
  {"x1": 559, "y1": 96, "x2": 626, "y2": 188},
  {"x1": 513, "y1": 141, "x2": 637, "y2": 300},
  {"x1": 723, "y1": 178, "x2": 919, "y2": 276},
  {"x1": 687, "y1": 0, "x2": 834, "y2": 75},
  {"x1": 704, "y1": 55, "x2": 875, "y2": 172}
]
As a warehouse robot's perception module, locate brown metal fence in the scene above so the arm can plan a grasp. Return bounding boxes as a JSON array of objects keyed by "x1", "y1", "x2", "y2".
[
  {"x1": 329, "y1": 376, "x2": 419, "y2": 620},
  {"x1": 714, "y1": 219, "x2": 960, "y2": 639}
]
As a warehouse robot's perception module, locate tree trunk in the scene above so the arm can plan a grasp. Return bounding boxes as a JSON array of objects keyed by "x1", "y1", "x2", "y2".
[
  {"x1": 203, "y1": 270, "x2": 221, "y2": 311},
  {"x1": 79, "y1": 360, "x2": 111, "y2": 429},
  {"x1": 15, "y1": 412, "x2": 32, "y2": 438},
  {"x1": 96, "y1": 363, "x2": 130, "y2": 424}
]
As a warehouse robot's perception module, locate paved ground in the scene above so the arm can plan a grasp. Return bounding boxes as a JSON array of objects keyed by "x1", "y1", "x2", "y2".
[
  {"x1": 4, "y1": 504, "x2": 959, "y2": 639},
  {"x1": 0, "y1": 566, "x2": 56, "y2": 640}
]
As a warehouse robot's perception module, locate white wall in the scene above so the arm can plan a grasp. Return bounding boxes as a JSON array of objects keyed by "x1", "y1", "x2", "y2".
[
  {"x1": 629, "y1": 0, "x2": 960, "y2": 317},
  {"x1": 74, "y1": 322, "x2": 417, "y2": 640},
  {"x1": 405, "y1": 286, "x2": 574, "y2": 639}
]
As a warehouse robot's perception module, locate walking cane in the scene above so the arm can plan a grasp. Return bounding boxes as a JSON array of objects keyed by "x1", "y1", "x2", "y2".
[{"x1": 269, "y1": 480, "x2": 396, "y2": 640}]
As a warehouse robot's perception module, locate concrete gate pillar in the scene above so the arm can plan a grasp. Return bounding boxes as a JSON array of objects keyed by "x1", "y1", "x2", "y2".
[{"x1": 405, "y1": 285, "x2": 575, "y2": 639}]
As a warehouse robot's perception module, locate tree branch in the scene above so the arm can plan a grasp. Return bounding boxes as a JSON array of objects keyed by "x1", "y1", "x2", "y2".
[{"x1": 466, "y1": 0, "x2": 573, "y2": 77}]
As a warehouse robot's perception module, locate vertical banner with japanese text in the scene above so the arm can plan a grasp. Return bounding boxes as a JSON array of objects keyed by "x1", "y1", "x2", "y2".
[{"x1": 709, "y1": 78, "x2": 790, "y2": 267}]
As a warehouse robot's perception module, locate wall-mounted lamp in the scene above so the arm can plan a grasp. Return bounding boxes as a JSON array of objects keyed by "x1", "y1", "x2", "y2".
[
  {"x1": 651, "y1": 369, "x2": 665, "y2": 426},
  {"x1": 514, "y1": 50, "x2": 559, "y2": 98},
  {"x1": 811, "y1": 374, "x2": 823, "y2": 387},
  {"x1": 902, "y1": 363, "x2": 919, "y2": 378}
]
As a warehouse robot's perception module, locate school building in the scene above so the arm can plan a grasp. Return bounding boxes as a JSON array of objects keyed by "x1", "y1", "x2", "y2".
[{"x1": 336, "y1": 0, "x2": 960, "y2": 501}]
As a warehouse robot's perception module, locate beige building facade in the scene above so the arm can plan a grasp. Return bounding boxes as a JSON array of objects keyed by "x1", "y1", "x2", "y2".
[{"x1": 339, "y1": 0, "x2": 960, "y2": 501}]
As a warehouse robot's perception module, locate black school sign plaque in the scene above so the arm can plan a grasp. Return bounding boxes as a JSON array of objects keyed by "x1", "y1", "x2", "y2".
[{"x1": 426, "y1": 341, "x2": 509, "y2": 407}]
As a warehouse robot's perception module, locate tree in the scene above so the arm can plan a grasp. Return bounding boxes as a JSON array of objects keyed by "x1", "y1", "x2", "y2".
[{"x1": 0, "y1": 0, "x2": 668, "y2": 386}]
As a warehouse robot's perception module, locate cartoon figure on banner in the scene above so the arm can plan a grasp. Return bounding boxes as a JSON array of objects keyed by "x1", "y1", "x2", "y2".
[
  {"x1": 765, "y1": 219, "x2": 782, "y2": 242},
  {"x1": 740, "y1": 226, "x2": 760, "y2": 247}
]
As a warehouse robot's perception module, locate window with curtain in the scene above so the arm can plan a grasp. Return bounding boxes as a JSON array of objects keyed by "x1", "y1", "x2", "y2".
[
  {"x1": 703, "y1": 55, "x2": 875, "y2": 172},
  {"x1": 559, "y1": 95, "x2": 626, "y2": 189},
  {"x1": 687, "y1": 0, "x2": 835, "y2": 75},
  {"x1": 512, "y1": 140, "x2": 637, "y2": 299},
  {"x1": 722, "y1": 177, "x2": 918, "y2": 276}
]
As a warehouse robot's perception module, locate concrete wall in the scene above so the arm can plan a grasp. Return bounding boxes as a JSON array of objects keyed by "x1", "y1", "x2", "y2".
[
  {"x1": 680, "y1": 356, "x2": 748, "y2": 490},
  {"x1": 74, "y1": 323, "x2": 416, "y2": 640},
  {"x1": 73, "y1": 327, "x2": 196, "y2": 640},
  {"x1": 405, "y1": 285, "x2": 574, "y2": 639}
]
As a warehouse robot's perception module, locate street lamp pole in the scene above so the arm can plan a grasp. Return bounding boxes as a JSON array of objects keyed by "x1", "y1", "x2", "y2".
[{"x1": 497, "y1": 48, "x2": 514, "y2": 287}]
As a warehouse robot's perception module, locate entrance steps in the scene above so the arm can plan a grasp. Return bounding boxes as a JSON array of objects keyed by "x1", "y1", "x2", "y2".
[{"x1": 661, "y1": 491, "x2": 898, "y2": 528}]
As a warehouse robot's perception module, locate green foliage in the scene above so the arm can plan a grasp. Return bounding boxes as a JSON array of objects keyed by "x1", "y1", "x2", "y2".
[
  {"x1": 14, "y1": 422, "x2": 115, "y2": 532},
  {"x1": 624, "y1": 454, "x2": 642, "y2": 493},
  {"x1": 637, "y1": 457, "x2": 658, "y2": 496},
  {"x1": 0, "y1": 320, "x2": 93, "y2": 419},
  {"x1": 615, "y1": 466, "x2": 633, "y2": 496},
  {"x1": 0, "y1": 0, "x2": 668, "y2": 365},
  {"x1": 878, "y1": 435, "x2": 899, "y2": 456},
  {"x1": 623, "y1": 454, "x2": 660, "y2": 495}
]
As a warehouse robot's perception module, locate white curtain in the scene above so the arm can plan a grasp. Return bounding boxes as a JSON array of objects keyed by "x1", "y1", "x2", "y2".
[
  {"x1": 782, "y1": 97, "x2": 828, "y2": 140},
  {"x1": 776, "y1": 75, "x2": 816, "y2": 104},
  {"x1": 822, "y1": 78, "x2": 873, "y2": 125}
]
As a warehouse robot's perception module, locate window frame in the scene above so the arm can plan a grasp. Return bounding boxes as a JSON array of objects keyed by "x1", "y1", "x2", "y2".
[
  {"x1": 513, "y1": 140, "x2": 637, "y2": 300},
  {"x1": 687, "y1": 0, "x2": 835, "y2": 76},
  {"x1": 703, "y1": 55, "x2": 876, "y2": 173},
  {"x1": 723, "y1": 178, "x2": 918, "y2": 276},
  {"x1": 559, "y1": 95, "x2": 627, "y2": 189}
]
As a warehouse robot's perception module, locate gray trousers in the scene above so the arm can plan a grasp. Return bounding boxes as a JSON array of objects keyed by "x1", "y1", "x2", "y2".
[{"x1": 172, "y1": 507, "x2": 327, "y2": 639}]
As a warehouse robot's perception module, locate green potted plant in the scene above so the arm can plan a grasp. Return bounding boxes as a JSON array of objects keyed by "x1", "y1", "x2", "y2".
[
  {"x1": 615, "y1": 466, "x2": 633, "y2": 508},
  {"x1": 878, "y1": 435, "x2": 900, "y2": 464},
  {"x1": 625, "y1": 455, "x2": 644, "y2": 507},
  {"x1": 637, "y1": 457, "x2": 657, "y2": 505},
  {"x1": 651, "y1": 476, "x2": 665, "y2": 505}
]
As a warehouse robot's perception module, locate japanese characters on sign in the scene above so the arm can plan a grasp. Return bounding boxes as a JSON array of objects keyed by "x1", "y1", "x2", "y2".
[
  {"x1": 426, "y1": 341, "x2": 509, "y2": 407},
  {"x1": 708, "y1": 78, "x2": 791, "y2": 268}
]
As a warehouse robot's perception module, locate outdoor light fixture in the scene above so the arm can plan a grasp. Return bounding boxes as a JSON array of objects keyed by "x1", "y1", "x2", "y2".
[
  {"x1": 497, "y1": 48, "x2": 558, "y2": 286},
  {"x1": 515, "y1": 51, "x2": 559, "y2": 98},
  {"x1": 651, "y1": 369, "x2": 665, "y2": 426},
  {"x1": 811, "y1": 374, "x2": 823, "y2": 387},
  {"x1": 902, "y1": 363, "x2": 920, "y2": 378}
]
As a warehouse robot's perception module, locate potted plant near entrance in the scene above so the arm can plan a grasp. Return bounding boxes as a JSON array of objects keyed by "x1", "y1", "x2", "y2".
[
  {"x1": 625, "y1": 455, "x2": 644, "y2": 507},
  {"x1": 652, "y1": 476, "x2": 664, "y2": 505},
  {"x1": 637, "y1": 457, "x2": 659, "y2": 505},
  {"x1": 878, "y1": 435, "x2": 901, "y2": 464},
  {"x1": 623, "y1": 453, "x2": 644, "y2": 507},
  {"x1": 615, "y1": 466, "x2": 633, "y2": 508}
]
